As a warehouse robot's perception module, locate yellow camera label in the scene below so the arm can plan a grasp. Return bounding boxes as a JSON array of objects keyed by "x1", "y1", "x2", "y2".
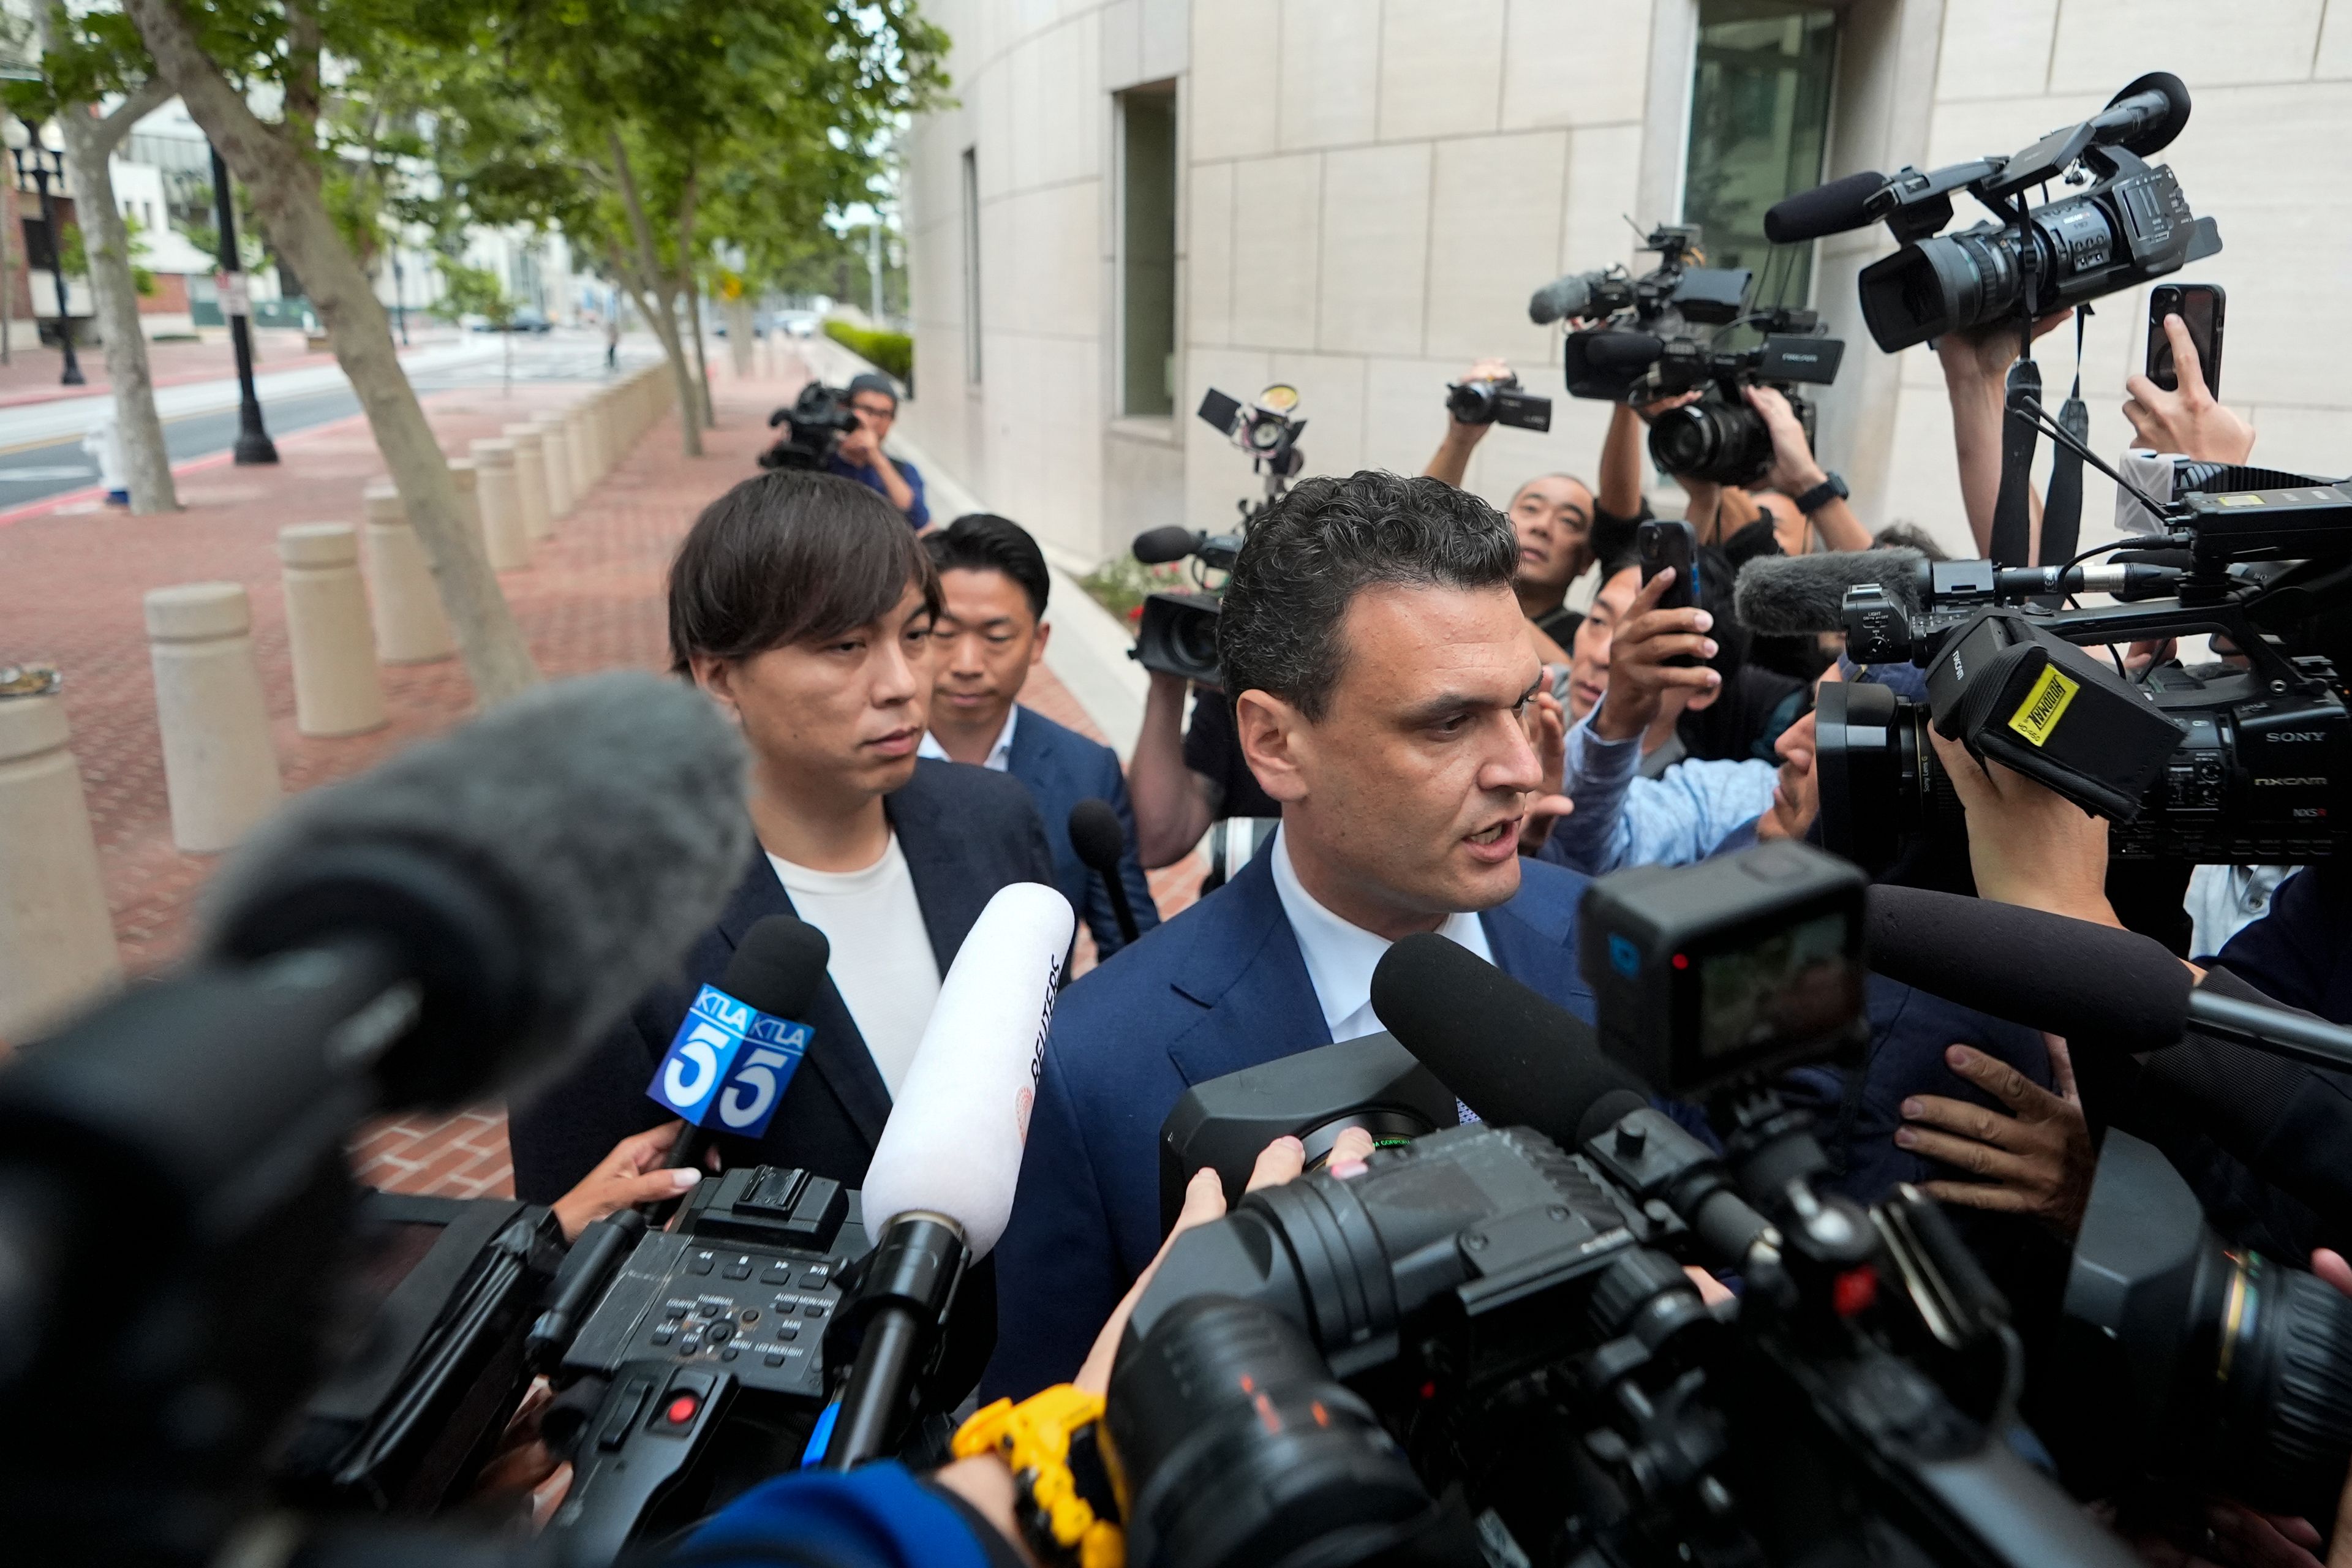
[{"x1": 2008, "y1": 665, "x2": 2079, "y2": 748}]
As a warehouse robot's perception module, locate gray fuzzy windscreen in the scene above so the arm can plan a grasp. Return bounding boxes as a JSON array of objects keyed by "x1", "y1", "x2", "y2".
[
  {"x1": 1732, "y1": 546, "x2": 1926, "y2": 636},
  {"x1": 200, "y1": 670, "x2": 750, "y2": 1092}
]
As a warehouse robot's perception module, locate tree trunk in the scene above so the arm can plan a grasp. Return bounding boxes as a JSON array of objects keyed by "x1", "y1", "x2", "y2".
[
  {"x1": 607, "y1": 132, "x2": 702, "y2": 457},
  {"x1": 682, "y1": 282, "x2": 714, "y2": 428},
  {"x1": 51, "y1": 67, "x2": 177, "y2": 513},
  {"x1": 126, "y1": 0, "x2": 539, "y2": 706}
]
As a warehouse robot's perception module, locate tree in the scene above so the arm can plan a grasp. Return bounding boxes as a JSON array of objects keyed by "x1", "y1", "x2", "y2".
[
  {"x1": 20, "y1": 6, "x2": 176, "y2": 513},
  {"x1": 487, "y1": 0, "x2": 945, "y2": 457},
  {"x1": 434, "y1": 257, "x2": 513, "y2": 390},
  {"x1": 123, "y1": 0, "x2": 538, "y2": 706}
]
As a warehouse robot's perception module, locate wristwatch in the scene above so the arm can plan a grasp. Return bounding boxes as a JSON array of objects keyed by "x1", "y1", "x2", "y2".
[{"x1": 1793, "y1": 471, "x2": 1849, "y2": 514}]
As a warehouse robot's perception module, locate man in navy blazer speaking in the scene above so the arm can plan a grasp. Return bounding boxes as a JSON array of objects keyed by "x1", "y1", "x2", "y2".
[{"x1": 984, "y1": 469, "x2": 1589, "y2": 1400}]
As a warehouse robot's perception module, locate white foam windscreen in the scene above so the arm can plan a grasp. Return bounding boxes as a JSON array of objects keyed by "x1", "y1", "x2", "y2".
[{"x1": 858, "y1": 881, "x2": 1075, "y2": 1259}]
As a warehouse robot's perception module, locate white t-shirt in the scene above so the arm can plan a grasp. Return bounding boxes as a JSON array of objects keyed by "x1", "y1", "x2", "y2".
[{"x1": 767, "y1": 834, "x2": 943, "y2": 1097}]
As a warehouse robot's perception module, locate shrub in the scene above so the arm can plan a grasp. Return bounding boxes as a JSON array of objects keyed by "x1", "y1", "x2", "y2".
[{"x1": 823, "y1": 318, "x2": 913, "y2": 385}]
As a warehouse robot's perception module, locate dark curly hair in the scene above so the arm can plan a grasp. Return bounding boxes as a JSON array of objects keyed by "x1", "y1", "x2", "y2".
[{"x1": 1216, "y1": 470, "x2": 1518, "y2": 720}]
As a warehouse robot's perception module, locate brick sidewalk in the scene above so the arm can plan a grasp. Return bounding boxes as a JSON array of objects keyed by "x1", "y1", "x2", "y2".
[{"x1": 2, "y1": 345, "x2": 1202, "y2": 1203}]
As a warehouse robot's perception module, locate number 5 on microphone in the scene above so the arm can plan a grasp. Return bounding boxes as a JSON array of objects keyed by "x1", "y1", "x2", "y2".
[{"x1": 647, "y1": 985, "x2": 812, "y2": 1140}]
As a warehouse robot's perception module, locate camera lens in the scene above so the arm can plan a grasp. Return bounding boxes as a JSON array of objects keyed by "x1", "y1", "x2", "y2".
[
  {"x1": 1445, "y1": 382, "x2": 1498, "y2": 425},
  {"x1": 2067, "y1": 1136, "x2": 2352, "y2": 1520},
  {"x1": 1104, "y1": 1295, "x2": 1436, "y2": 1568},
  {"x1": 1812, "y1": 682, "x2": 1962, "y2": 873},
  {"x1": 1858, "y1": 225, "x2": 2026, "y2": 352},
  {"x1": 1647, "y1": 397, "x2": 1774, "y2": 487}
]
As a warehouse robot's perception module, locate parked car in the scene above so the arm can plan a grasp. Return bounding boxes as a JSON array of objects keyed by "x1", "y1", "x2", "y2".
[
  {"x1": 780, "y1": 311, "x2": 817, "y2": 339},
  {"x1": 507, "y1": 308, "x2": 554, "y2": 333}
]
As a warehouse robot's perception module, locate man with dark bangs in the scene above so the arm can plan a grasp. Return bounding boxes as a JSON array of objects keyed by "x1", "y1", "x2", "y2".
[{"x1": 510, "y1": 472, "x2": 1055, "y2": 1207}]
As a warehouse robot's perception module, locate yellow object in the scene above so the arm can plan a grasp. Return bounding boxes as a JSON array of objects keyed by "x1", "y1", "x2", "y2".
[
  {"x1": 953, "y1": 1385, "x2": 1124, "y2": 1568},
  {"x1": 2006, "y1": 663, "x2": 2079, "y2": 748}
]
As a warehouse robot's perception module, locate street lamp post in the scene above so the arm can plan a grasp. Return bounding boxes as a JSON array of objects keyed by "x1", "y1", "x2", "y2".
[
  {"x1": 208, "y1": 144, "x2": 276, "y2": 466},
  {"x1": 4, "y1": 118, "x2": 83, "y2": 386}
]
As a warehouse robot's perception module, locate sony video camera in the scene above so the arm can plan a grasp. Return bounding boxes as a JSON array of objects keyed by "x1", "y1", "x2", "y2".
[
  {"x1": 759, "y1": 381, "x2": 863, "y2": 471},
  {"x1": 1126, "y1": 385, "x2": 1307, "y2": 683},
  {"x1": 1770, "y1": 72, "x2": 2220, "y2": 353},
  {"x1": 1120, "y1": 843, "x2": 2124, "y2": 1568},
  {"x1": 1444, "y1": 371, "x2": 1553, "y2": 433},
  {"x1": 1532, "y1": 226, "x2": 1843, "y2": 488},
  {"x1": 1814, "y1": 466, "x2": 2352, "y2": 871}
]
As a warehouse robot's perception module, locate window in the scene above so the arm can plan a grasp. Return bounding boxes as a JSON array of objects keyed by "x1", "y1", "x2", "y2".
[
  {"x1": 960, "y1": 147, "x2": 982, "y2": 385},
  {"x1": 1682, "y1": 0, "x2": 1838, "y2": 310},
  {"x1": 1117, "y1": 85, "x2": 1178, "y2": 417}
]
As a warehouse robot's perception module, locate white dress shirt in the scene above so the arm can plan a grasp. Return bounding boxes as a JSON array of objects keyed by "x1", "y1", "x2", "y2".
[
  {"x1": 767, "y1": 835, "x2": 943, "y2": 1096},
  {"x1": 1268, "y1": 826, "x2": 1495, "y2": 1044},
  {"x1": 918, "y1": 704, "x2": 1019, "y2": 772}
]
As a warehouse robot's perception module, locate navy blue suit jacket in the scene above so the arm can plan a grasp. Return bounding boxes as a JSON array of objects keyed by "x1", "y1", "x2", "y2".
[
  {"x1": 982, "y1": 845, "x2": 1597, "y2": 1401},
  {"x1": 1005, "y1": 705, "x2": 1160, "y2": 958},
  {"x1": 509, "y1": 759, "x2": 1055, "y2": 1202}
]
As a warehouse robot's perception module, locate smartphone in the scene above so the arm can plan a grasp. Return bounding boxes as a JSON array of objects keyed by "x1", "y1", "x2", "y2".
[
  {"x1": 1637, "y1": 519, "x2": 1702, "y2": 667},
  {"x1": 2147, "y1": 282, "x2": 2225, "y2": 398}
]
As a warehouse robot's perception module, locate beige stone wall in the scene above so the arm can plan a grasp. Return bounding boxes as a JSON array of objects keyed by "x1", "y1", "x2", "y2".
[{"x1": 902, "y1": 0, "x2": 2351, "y2": 568}]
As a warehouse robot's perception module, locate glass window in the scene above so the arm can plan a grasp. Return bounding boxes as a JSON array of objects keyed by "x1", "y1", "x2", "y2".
[
  {"x1": 1682, "y1": 0, "x2": 1838, "y2": 309},
  {"x1": 1118, "y1": 85, "x2": 1178, "y2": 417}
]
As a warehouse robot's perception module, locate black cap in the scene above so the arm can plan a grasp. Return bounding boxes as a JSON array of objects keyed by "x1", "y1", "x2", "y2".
[{"x1": 847, "y1": 372, "x2": 899, "y2": 408}]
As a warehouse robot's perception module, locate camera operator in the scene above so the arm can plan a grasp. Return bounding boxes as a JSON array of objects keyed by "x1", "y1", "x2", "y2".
[
  {"x1": 830, "y1": 372, "x2": 931, "y2": 530},
  {"x1": 1423, "y1": 357, "x2": 1601, "y2": 648}
]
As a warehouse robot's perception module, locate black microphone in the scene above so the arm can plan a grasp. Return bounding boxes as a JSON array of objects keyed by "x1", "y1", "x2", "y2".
[
  {"x1": 1731, "y1": 549, "x2": 2179, "y2": 636},
  {"x1": 1733, "y1": 548, "x2": 1929, "y2": 636},
  {"x1": 1371, "y1": 932, "x2": 1644, "y2": 1145},
  {"x1": 198, "y1": 669, "x2": 752, "y2": 1103},
  {"x1": 1132, "y1": 526, "x2": 1202, "y2": 565},
  {"x1": 655, "y1": 914, "x2": 832, "y2": 1192},
  {"x1": 1529, "y1": 267, "x2": 1608, "y2": 325},
  {"x1": 1763, "y1": 170, "x2": 1888, "y2": 244},
  {"x1": 0, "y1": 671, "x2": 752, "y2": 1507},
  {"x1": 1370, "y1": 935, "x2": 1772, "y2": 1266},
  {"x1": 2086, "y1": 71, "x2": 2191, "y2": 157},
  {"x1": 1067, "y1": 798, "x2": 1140, "y2": 949},
  {"x1": 1864, "y1": 886, "x2": 2352, "y2": 1071}
]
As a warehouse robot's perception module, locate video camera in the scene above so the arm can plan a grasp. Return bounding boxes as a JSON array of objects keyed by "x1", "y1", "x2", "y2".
[
  {"x1": 1125, "y1": 385, "x2": 1308, "y2": 683},
  {"x1": 1531, "y1": 226, "x2": 1844, "y2": 488},
  {"x1": 1133, "y1": 845, "x2": 2352, "y2": 1565},
  {"x1": 1125, "y1": 844, "x2": 2122, "y2": 1568},
  {"x1": 1813, "y1": 464, "x2": 2352, "y2": 871},
  {"x1": 1765, "y1": 73, "x2": 2218, "y2": 355},
  {"x1": 758, "y1": 382, "x2": 862, "y2": 472}
]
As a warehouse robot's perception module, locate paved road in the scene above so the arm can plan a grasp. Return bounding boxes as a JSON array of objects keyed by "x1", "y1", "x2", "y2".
[{"x1": 0, "y1": 332, "x2": 663, "y2": 511}]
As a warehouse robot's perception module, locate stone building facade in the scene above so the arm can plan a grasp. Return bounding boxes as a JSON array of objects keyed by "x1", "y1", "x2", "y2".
[{"x1": 900, "y1": 0, "x2": 2352, "y2": 569}]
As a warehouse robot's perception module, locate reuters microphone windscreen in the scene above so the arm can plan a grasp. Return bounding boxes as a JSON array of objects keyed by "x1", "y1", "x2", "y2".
[{"x1": 859, "y1": 881, "x2": 1075, "y2": 1259}]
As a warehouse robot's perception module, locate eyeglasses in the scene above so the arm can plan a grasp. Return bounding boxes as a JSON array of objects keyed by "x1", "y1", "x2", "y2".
[{"x1": 851, "y1": 401, "x2": 897, "y2": 420}]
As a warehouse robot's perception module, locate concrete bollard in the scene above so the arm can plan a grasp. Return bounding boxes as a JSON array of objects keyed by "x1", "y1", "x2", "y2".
[
  {"x1": 144, "y1": 582, "x2": 285, "y2": 854},
  {"x1": 0, "y1": 695, "x2": 122, "y2": 1043},
  {"x1": 363, "y1": 481, "x2": 458, "y2": 663},
  {"x1": 469, "y1": 439, "x2": 531, "y2": 571},
  {"x1": 447, "y1": 457, "x2": 487, "y2": 556},
  {"x1": 277, "y1": 522, "x2": 388, "y2": 738},
  {"x1": 565, "y1": 400, "x2": 598, "y2": 491},
  {"x1": 533, "y1": 416, "x2": 575, "y2": 519},
  {"x1": 503, "y1": 424, "x2": 552, "y2": 541}
]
